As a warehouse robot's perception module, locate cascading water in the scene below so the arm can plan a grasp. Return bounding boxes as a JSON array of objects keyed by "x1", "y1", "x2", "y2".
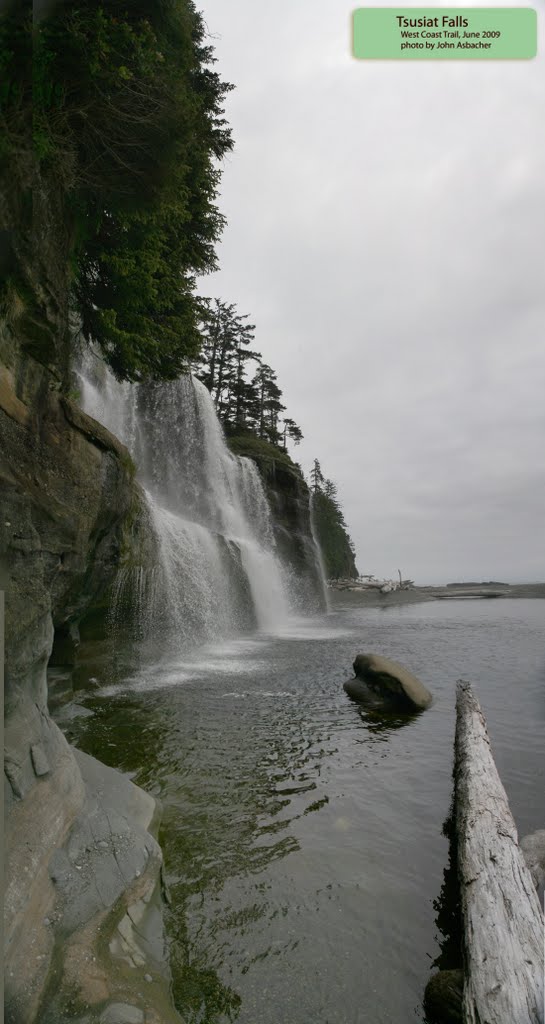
[
  {"x1": 309, "y1": 493, "x2": 330, "y2": 611},
  {"x1": 78, "y1": 354, "x2": 293, "y2": 649}
]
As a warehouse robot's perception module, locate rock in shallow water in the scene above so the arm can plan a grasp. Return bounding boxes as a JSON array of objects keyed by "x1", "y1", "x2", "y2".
[
  {"x1": 343, "y1": 677, "x2": 386, "y2": 706},
  {"x1": 348, "y1": 653, "x2": 433, "y2": 710}
]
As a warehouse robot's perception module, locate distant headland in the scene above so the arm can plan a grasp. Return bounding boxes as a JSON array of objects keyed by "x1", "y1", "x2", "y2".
[{"x1": 329, "y1": 579, "x2": 545, "y2": 605}]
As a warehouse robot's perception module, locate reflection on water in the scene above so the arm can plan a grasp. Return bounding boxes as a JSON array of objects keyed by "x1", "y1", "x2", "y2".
[
  {"x1": 54, "y1": 599, "x2": 545, "y2": 1024},
  {"x1": 431, "y1": 810, "x2": 462, "y2": 974},
  {"x1": 349, "y1": 696, "x2": 424, "y2": 735}
]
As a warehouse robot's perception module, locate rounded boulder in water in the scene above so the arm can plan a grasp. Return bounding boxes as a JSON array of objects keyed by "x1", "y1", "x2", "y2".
[
  {"x1": 343, "y1": 677, "x2": 385, "y2": 707},
  {"x1": 348, "y1": 653, "x2": 433, "y2": 710}
]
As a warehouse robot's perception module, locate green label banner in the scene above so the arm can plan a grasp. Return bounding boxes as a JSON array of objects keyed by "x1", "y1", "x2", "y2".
[{"x1": 352, "y1": 8, "x2": 537, "y2": 59}]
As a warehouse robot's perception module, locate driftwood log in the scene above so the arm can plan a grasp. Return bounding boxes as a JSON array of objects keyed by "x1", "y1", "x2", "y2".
[{"x1": 455, "y1": 681, "x2": 544, "y2": 1024}]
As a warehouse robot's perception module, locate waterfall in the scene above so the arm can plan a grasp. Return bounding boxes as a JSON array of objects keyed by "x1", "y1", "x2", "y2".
[
  {"x1": 310, "y1": 493, "x2": 330, "y2": 611},
  {"x1": 78, "y1": 355, "x2": 293, "y2": 649}
]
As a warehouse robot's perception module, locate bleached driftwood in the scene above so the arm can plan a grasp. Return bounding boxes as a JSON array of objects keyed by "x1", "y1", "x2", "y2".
[{"x1": 455, "y1": 681, "x2": 544, "y2": 1024}]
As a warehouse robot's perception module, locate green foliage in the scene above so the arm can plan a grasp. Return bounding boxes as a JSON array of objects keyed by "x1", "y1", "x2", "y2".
[
  {"x1": 194, "y1": 297, "x2": 304, "y2": 452},
  {"x1": 0, "y1": 4, "x2": 29, "y2": 161},
  {"x1": 311, "y1": 471, "x2": 358, "y2": 580},
  {"x1": 6, "y1": 1, "x2": 233, "y2": 380},
  {"x1": 195, "y1": 298, "x2": 259, "y2": 426},
  {"x1": 282, "y1": 418, "x2": 303, "y2": 448},
  {"x1": 227, "y1": 433, "x2": 299, "y2": 470},
  {"x1": 310, "y1": 458, "x2": 324, "y2": 494}
]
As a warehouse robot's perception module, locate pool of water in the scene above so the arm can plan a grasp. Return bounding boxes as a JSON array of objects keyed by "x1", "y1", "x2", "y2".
[{"x1": 54, "y1": 598, "x2": 545, "y2": 1024}]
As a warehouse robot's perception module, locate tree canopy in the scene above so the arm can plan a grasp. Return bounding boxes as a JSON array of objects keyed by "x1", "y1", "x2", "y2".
[
  {"x1": 194, "y1": 304, "x2": 357, "y2": 577},
  {"x1": 3, "y1": 0, "x2": 233, "y2": 380},
  {"x1": 194, "y1": 298, "x2": 304, "y2": 452},
  {"x1": 1, "y1": 4, "x2": 359, "y2": 580}
]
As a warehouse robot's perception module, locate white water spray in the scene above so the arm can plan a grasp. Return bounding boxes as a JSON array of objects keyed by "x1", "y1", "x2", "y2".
[
  {"x1": 78, "y1": 356, "x2": 292, "y2": 647},
  {"x1": 309, "y1": 493, "x2": 330, "y2": 611}
]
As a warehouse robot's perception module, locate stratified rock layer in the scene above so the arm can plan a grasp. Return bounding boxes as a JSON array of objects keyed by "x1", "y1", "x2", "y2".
[
  {"x1": 37, "y1": 750, "x2": 180, "y2": 1024},
  {"x1": 1, "y1": 332, "x2": 174, "y2": 1023}
]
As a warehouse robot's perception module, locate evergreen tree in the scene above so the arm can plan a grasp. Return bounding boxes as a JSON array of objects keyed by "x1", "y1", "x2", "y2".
[
  {"x1": 310, "y1": 459, "x2": 324, "y2": 494},
  {"x1": 4, "y1": 1, "x2": 234, "y2": 380},
  {"x1": 311, "y1": 465, "x2": 358, "y2": 579},
  {"x1": 195, "y1": 300, "x2": 304, "y2": 456},
  {"x1": 231, "y1": 317, "x2": 260, "y2": 429},
  {"x1": 251, "y1": 363, "x2": 275, "y2": 439},
  {"x1": 262, "y1": 377, "x2": 286, "y2": 446},
  {"x1": 323, "y1": 478, "x2": 338, "y2": 501},
  {"x1": 195, "y1": 300, "x2": 260, "y2": 428},
  {"x1": 197, "y1": 299, "x2": 229, "y2": 397},
  {"x1": 281, "y1": 418, "x2": 303, "y2": 450}
]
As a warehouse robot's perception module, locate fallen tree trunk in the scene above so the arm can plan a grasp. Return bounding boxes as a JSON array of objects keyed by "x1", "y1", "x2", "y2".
[{"x1": 455, "y1": 681, "x2": 544, "y2": 1024}]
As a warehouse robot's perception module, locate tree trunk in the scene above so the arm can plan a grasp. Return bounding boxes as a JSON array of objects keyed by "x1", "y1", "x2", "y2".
[{"x1": 455, "y1": 681, "x2": 544, "y2": 1024}]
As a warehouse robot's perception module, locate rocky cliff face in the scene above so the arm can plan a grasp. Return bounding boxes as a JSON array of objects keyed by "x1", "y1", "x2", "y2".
[
  {"x1": 1, "y1": 312, "x2": 325, "y2": 1023},
  {"x1": 1, "y1": 325, "x2": 176, "y2": 1024}
]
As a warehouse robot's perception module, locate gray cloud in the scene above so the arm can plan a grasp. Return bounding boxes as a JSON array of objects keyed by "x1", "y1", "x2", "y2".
[{"x1": 199, "y1": 0, "x2": 545, "y2": 582}]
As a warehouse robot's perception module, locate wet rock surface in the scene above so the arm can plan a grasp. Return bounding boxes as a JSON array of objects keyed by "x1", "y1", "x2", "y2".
[
  {"x1": 1, "y1": 338, "x2": 175, "y2": 1023},
  {"x1": 99, "y1": 1006, "x2": 145, "y2": 1024},
  {"x1": 350, "y1": 653, "x2": 433, "y2": 710},
  {"x1": 37, "y1": 750, "x2": 180, "y2": 1024}
]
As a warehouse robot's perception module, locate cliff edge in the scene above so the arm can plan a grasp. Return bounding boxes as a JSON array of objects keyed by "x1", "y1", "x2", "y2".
[{"x1": 1, "y1": 326, "x2": 179, "y2": 1024}]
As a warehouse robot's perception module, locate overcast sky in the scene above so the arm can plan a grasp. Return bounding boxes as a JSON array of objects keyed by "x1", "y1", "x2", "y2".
[{"x1": 198, "y1": 0, "x2": 545, "y2": 584}]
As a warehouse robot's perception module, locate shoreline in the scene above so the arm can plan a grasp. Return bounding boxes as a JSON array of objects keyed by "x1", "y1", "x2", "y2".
[{"x1": 329, "y1": 582, "x2": 545, "y2": 607}]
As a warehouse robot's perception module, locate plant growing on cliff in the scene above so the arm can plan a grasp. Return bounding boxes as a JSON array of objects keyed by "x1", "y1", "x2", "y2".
[
  {"x1": 194, "y1": 299, "x2": 304, "y2": 452},
  {"x1": 311, "y1": 466, "x2": 358, "y2": 580},
  {"x1": 310, "y1": 459, "x2": 324, "y2": 493},
  {"x1": 195, "y1": 298, "x2": 260, "y2": 425},
  {"x1": 281, "y1": 418, "x2": 303, "y2": 450},
  {"x1": 5, "y1": 1, "x2": 233, "y2": 380}
]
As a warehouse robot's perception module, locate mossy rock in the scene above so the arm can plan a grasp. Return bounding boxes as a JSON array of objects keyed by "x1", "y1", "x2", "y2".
[
  {"x1": 424, "y1": 969, "x2": 463, "y2": 1023},
  {"x1": 351, "y1": 654, "x2": 433, "y2": 710}
]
